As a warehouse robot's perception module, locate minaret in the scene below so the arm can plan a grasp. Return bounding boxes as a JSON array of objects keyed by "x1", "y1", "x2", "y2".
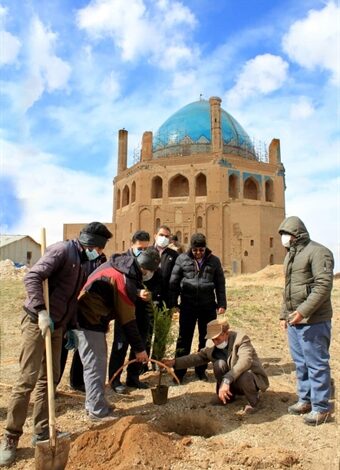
[
  {"x1": 141, "y1": 131, "x2": 153, "y2": 161},
  {"x1": 269, "y1": 138, "x2": 281, "y2": 164},
  {"x1": 117, "y1": 129, "x2": 128, "y2": 175},
  {"x1": 209, "y1": 96, "x2": 222, "y2": 153}
]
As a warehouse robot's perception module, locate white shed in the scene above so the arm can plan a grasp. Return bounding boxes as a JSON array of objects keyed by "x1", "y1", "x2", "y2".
[{"x1": 0, "y1": 235, "x2": 41, "y2": 267}]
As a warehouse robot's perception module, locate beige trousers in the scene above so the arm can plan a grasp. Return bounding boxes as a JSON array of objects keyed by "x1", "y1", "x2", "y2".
[{"x1": 5, "y1": 313, "x2": 63, "y2": 437}]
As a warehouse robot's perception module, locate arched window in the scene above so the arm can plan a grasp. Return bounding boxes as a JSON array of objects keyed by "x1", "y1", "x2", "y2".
[
  {"x1": 155, "y1": 218, "x2": 161, "y2": 231},
  {"x1": 169, "y1": 174, "x2": 189, "y2": 197},
  {"x1": 122, "y1": 185, "x2": 130, "y2": 207},
  {"x1": 244, "y1": 251, "x2": 248, "y2": 257},
  {"x1": 131, "y1": 181, "x2": 136, "y2": 203},
  {"x1": 195, "y1": 173, "x2": 207, "y2": 196},
  {"x1": 265, "y1": 179, "x2": 274, "y2": 202},
  {"x1": 197, "y1": 216, "x2": 203, "y2": 228},
  {"x1": 116, "y1": 189, "x2": 121, "y2": 209},
  {"x1": 243, "y1": 177, "x2": 259, "y2": 200},
  {"x1": 151, "y1": 176, "x2": 163, "y2": 198},
  {"x1": 229, "y1": 174, "x2": 238, "y2": 198},
  {"x1": 269, "y1": 254, "x2": 274, "y2": 265},
  {"x1": 176, "y1": 231, "x2": 182, "y2": 243}
]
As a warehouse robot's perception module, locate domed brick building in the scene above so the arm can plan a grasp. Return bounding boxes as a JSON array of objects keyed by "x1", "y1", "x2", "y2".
[{"x1": 112, "y1": 96, "x2": 286, "y2": 274}]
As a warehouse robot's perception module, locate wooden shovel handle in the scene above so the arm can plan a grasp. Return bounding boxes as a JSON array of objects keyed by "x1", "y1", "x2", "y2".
[
  {"x1": 108, "y1": 358, "x2": 180, "y2": 385},
  {"x1": 41, "y1": 228, "x2": 57, "y2": 448}
]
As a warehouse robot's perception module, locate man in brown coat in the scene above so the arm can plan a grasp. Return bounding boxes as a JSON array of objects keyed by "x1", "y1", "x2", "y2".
[{"x1": 163, "y1": 318, "x2": 269, "y2": 412}]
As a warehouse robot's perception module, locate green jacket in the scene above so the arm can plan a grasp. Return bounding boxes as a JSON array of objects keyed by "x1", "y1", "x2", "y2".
[
  {"x1": 174, "y1": 330, "x2": 269, "y2": 392},
  {"x1": 278, "y1": 216, "x2": 334, "y2": 323}
]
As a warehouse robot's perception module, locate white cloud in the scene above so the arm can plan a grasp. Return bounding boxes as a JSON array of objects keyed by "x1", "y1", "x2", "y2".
[
  {"x1": 225, "y1": 54, "x2": 289, "y2": 107},
  {"x1": 1, "y1": 139, "x2": 113, "y2": 245},
  {"x1": 0, "y1": 5, "x2": 21, "y2": 66},
  {"x1": 0, "y1": 30, "x2": 21, "y2": 65},
  {"x1": 76, "y1": 0, "x2": 197, "y2": 70},
  {"x1": 22, "y1": 16, "x2": 71, "y2": 110},
  {"x1": 282, "y1": 1, "x2": 340, "y2": 85},
  {"x1": 289, "y1": 96, "x2": 315, "y2": 120}
]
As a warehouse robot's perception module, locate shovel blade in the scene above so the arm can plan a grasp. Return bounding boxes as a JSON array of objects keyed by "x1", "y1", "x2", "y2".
[{"x1": 35, "y1": 435, "x2": 71, "y2": 470}]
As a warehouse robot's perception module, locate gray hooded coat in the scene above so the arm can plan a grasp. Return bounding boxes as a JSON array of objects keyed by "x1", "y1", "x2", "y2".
[{"x1": 278, "y1": 216, "x2": 334, "y2": 323}]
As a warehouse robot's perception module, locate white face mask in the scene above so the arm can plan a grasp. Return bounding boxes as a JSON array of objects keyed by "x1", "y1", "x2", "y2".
[
  {"x1": 156, "y1": 235, "x2": 169, "y2": 249},
  {"x1": 281, "y1": 234, "x2": 291, "y2": 248},
  {"x1": 85, "y1": 248, "x2": 100, "y2": 261},
  {"x1": 215, "y1": 340, "x2": 228, "y2": 350},
  {"x1": 142, "y1": 271, "x2": 154, "y2": 282}
]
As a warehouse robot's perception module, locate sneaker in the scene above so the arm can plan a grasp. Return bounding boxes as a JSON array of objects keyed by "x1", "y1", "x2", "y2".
[
  {"x1": 32, "y1": 430, "x2": 70, "y2": 447},
  {"x1": 303, "y1": 411, "x2": 330, "y2": 426},
  {"x1": 288, "y1": 402, "x2": 312, "y2": 415},
  {"x1": 112, "y1": 381, "x2": 128, "y2": 395},
  {"x1": 242, "y1": 404, "x2": 259, "y2": 415},
  {"x1": 0, "y1": 434, "x2": 19, "y2": 466},
  {"x1": 88, "y1": 411, "x2": 118, "y2": 422},
  {"x1": 126, "y1": 379, "x2": 149, "y2": 389}
]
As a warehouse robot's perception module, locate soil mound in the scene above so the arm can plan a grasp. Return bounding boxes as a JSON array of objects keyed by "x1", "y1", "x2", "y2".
[
  {"x1": 222, "y1": 443, "x2": 301, "y2": 468},
  {"x1": 0, "y1": 259, "x2": 28, "y2": 280},
  {"x1": 66, "y1": 416, "x2": 186, "y2": 470},
  {"x1": 229, "y1": 264, "x2": 284, "y2": 287}
]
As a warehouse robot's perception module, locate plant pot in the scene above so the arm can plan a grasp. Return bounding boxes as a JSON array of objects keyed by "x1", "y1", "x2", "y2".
[{"x1": 151, "y1": 385, "x2": 169, "y2": 405}]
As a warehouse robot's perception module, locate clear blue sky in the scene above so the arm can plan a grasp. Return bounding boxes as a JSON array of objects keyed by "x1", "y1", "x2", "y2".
[{"x1": 1, "y1": 0, "x2": 339, "y2": 270}]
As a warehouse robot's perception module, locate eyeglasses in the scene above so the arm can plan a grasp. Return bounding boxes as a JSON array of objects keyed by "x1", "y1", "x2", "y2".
[{"x1": 192, "y1": 248, "x2": 206, "y2": 253}]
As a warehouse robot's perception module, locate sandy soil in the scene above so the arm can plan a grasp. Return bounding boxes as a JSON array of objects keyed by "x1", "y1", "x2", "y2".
[{"x1": 0, "y1": 264, "x2": 339, "y2": 469}]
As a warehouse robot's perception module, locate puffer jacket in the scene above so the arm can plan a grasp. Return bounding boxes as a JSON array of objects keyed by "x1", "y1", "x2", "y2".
[
  {"x1": 76, "y1": 253, "x2": 145, "y2": 352},
  {"x1": 169, "y1": 248, "x2": 226, "y2": 309},
  {"x1": 24, "y1": 240, "x2": 90, "y2": 329},
  {"x1": 174, "y1": 330, "x2": 269, "y2": 391},
  {"x1": 278, "y1": 216, "x2": 334, "y2": 323}
]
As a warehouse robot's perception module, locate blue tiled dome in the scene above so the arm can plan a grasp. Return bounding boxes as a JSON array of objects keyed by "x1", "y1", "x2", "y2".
[{"x1": 153, "y1": 99, "x2": 254, "y2": 156}]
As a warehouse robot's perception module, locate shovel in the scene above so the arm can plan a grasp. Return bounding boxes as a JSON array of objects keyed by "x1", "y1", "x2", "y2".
[{"x1": 35, "y1": 228, "x2": 71, "y2": 470}]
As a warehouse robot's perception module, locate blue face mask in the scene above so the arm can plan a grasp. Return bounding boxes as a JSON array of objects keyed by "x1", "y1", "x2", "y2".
[
  {"x1": 85, "y1": 248, "x2": 100, "y2": 261},
  {"x1": 133, "y1": 247, "x2": 143, "y2": 257}
]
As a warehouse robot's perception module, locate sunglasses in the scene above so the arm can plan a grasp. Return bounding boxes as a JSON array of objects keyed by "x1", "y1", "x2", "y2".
[{"x1": 192, "y1": 248, "x2": 206, "y2": 253}]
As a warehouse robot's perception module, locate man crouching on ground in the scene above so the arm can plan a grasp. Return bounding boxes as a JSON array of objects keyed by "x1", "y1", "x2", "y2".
[{"x1": 163, "y1": 318, "x2": 269, "y2": 413}]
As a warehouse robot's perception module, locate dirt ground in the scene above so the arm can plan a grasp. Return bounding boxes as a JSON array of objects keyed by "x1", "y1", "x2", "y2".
[{"x1": 0, "y1": 263, "x2": 339, "y2": 469}]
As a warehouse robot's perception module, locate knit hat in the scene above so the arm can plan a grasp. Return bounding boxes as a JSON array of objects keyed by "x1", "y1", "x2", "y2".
[
  {"x1": 137, "y1": 247, "x2": 160, "y2": 271},
  {"x1": 79, "y1": 222, "x2": 112, "y2": 248},
  {"x1": 190, "y1": 233, "x2": 206, "y2": 248}
]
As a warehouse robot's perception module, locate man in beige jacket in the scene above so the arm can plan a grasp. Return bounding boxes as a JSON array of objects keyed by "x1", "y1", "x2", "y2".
[{"x1": 163, "y1": 318, "x2": 269, "y2": 412}]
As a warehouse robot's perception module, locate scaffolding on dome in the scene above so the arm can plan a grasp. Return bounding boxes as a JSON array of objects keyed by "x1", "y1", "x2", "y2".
[{"x1": 132, "y1": 130, "x2": 269, "y2": 164}]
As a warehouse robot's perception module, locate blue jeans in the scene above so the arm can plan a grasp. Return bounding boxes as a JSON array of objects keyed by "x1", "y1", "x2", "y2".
[{"x1": 287, "y1": 321, "x2": 331, "y2": 412}]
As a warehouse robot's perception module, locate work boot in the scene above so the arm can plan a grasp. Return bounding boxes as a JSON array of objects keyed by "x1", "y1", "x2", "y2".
[
  {"x1": 0, "y1": 434, "x2": 19, "y2": 467},
  {"x1": 112, "y1": 380, "x2": 128, "y2": 395},
  {"x1": 303, "y1": 411, "x2": 330, "y2": 426},
  {"x1": 126, "y1": 378, "x2": 149, "y2": 389},
  {"x1": 195, "y1": 371, "x2": 209, "y2": 382},
  {"x1": 88, "y1": 410, "x2": 118, "y2": 422},
  {"x1": 288, "y1": 402, "x2": 312, "y2": 415},
  {"x1": 31, "y1": 430, "x2": 70, "y2": 447}
]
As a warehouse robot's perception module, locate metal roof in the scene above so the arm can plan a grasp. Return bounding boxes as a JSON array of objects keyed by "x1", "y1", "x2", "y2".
[{"x1": 0, "y1": 235, "x2": 40, "y2": 248}]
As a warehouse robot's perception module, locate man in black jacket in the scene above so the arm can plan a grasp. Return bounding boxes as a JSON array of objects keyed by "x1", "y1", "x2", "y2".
[
  {"x1": 169, "y1": 233, "x2": 226, "y2": 383},
  {"x1": 109, "y1": 231, "x2": 161, "y2": 393},
  {"x1": 144, "y1": 225, "x2": 178, "y2": 366}
]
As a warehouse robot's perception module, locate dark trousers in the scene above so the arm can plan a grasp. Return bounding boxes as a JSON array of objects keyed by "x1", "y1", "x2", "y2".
[
  {"x1": 213, "y1": 359, "x2": 259, "y2": 406},
  {"x1": 175, "y1": 303, "x2": 216, "y2": 380},
  {"x1": 108, "y1": 309, "x2": 150, "y2": 385},
  {"x1": 59, "y1": 339, "x2": 84, "y2": 390}
]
